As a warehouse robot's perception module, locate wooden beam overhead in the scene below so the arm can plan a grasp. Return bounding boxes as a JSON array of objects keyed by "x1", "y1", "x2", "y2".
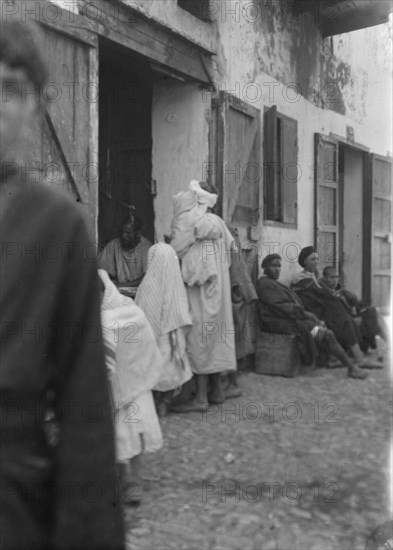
[
  {"x1": 79, "y1": 0, "x2": 214, "y2": 85},
  {"x1": 293, "y1": 0, "x2": 392, "y2": 35}
]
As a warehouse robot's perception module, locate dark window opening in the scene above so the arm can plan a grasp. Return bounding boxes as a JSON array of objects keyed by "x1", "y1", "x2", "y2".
[
  {"x1": 178, "y1": 0, "x2": 211, "y2": 21},
  {"x1": 264, "y1": 107, "x2": 298, "y2": 225}
]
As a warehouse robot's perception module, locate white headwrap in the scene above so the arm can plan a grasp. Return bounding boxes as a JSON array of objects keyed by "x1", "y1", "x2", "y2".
[
  {"x1": 135, "y1": 243, "x2": 192, "y2": 337},
  {"x1": 189, "y1": 179, "x2": 218, "y2": 209}
]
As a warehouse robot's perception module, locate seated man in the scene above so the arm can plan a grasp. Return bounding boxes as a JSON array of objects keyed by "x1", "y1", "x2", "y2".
[
  {"x1": 320, "y1": 266, "x2": 390, "y2": 353},
  {"x1": 291, "y1": 246, "x2": 380, "y2": 368},
  {"x1": 98, "y1": 214, "x2": 152, "y2": 287},
  {"x1": 258, "y1": 254, "x2": 367, "y2": 379}
]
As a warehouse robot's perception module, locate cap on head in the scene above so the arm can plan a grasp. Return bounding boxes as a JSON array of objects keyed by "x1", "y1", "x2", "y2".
[
  {"x1": 122, "y1": 213, "x2": 142, "y2": 233},
  {"x1": 261, "y1": 253, "x2": 281, "y2": 269},
  {"x1": 298, "y1": 246, "x2": 316, "y2": 267}
]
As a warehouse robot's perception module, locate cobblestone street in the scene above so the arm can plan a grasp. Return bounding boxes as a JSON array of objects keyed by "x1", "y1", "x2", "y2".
[{"x1": 125, "y1": 355, "x2": 391, "y2": 550}]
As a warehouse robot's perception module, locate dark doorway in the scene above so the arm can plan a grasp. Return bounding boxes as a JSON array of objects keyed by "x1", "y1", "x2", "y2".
[{"x1": 98, "y1": 39, "x2": 154, "y2": 248}]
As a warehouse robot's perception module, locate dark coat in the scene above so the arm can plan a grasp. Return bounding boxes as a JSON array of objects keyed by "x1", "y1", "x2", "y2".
[
  {"x1": 257, "y1": 277, "x2": 317, "y2": 364},
  {"x1": 291, "y1": 275, "x2": 359, "y2": 349},
  {"x1": 0, "y1": 176, "x2": 125, "y2": 550},
  {"x1": 228, "y1": 230, "x2": 258, "y2": 360}
]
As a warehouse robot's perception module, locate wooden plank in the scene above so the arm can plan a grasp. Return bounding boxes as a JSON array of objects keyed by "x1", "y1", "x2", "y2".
[
  {"x1": 227, "y1": 119, "x2": 257, "y2": 220},
  {"x1": 362, "y1": 153, "x2": 373, "y2": 304},
  {"x1": 319, "y1": 181, "x2": 338, "y2": 189},
  {"x1": 88, "y1": 44, "x2": 99, "y2": 239},
  {"x1": 369, "y1": 153, "x2": 392, "y2": 307},
  {"x1": 314, "y1": 133, "x2": 340, "y2": 271},
  {"x1": 8, "y1": 0, "x2": 98, "y2": 46},
  {"x1": 43, "y1": 107, "x2": 89, "y2": 204},
  {"x1": 80, "y1": 0, "x2": 213, "y2": 84},
  {"x1": 265, "y1": 106, "x2": 278, "y2": 220},
  {"x1": 214, "y1": 95, "x2": 225, "y2": 219}
]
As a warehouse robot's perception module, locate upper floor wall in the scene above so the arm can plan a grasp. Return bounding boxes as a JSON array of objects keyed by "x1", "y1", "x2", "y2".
[
  {"x1": 212, "y1": 0, "x2": 392, "y2": 149},
  {"x1": 120, "y1": 0, "x2": 392, "y2": 155}
]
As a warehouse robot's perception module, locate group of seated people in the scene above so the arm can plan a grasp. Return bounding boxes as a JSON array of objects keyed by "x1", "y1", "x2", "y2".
[
  {"x1": 258, "y1": 247, "x2": 388, "y2": 380},
  {"x1": 97, "y1": 187, "x2": 389, "y2": 504}
]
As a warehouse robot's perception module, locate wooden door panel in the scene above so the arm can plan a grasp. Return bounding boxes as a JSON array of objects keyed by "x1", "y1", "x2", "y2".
[
  {"x1": 314, "y1": 134, "x2": 340, "y2": 272},
  {"x1": 368, "y1": 154, "x2": 392, "y2": 308},
  {"x1": 213, "y1": 93, "x2": 262, "y2": 228},
  {"x1": 14, "y1": 13, "x2": 99, "y2": 234}
]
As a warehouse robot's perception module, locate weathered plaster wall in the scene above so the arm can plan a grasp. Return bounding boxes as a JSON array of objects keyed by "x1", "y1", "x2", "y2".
[
  {"x1": 152, "y1": 81, "x2": 209, "y2": 242},
  {"x1": 120, "y1": 0, "x2": 217, "y2": 53},
  {"x1": 208, "y1": 1, "x2": 392, "y2": 283},
  {"x1": 126, "y1": 0, "x2": 391, "y2": 284},
  {"x1": 330, "y1": 24, "x2": 392, "y2": 151}
]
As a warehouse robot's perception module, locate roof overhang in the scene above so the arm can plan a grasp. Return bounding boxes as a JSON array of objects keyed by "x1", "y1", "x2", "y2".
[{"x1": 295, "y1": 0, "x2": 393, "y2": 37}]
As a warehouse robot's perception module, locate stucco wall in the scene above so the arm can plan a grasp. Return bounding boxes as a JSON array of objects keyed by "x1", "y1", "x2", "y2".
[
  {"x1": 152, "y1": 81, "x2": 210, "y2": 242},
  {"x1": 120, "y1": 0, "x2": 217, "y2": 53},
  {"x1": 131, "y1": 0, "x2": 392, "y2": 284}
]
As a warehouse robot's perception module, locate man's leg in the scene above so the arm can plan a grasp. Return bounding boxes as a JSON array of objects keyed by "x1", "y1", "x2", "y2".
[
  {"x1": 170, "y1": 375, "x2": 208, "y2": 412},
  {"x1": 316, "y1": 329, "x2": 367, "y2": 379},
  {"x1": 223, "y1": 371, "x2": 242, "y2": 399},
  {"x1": 208, "y1": 373, "x2": 225, "y2": 404}
]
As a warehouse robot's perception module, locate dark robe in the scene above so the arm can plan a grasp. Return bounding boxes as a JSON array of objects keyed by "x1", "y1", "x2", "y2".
[
  {"x1": 257, "y1": 277, "x2": 317, "y2": 365},
  {"x1": 291, "y1": 274, "x2": 359, "y2": 350},
  {"x1": 228, "y1": 229, "x2": 258, "y2": 360},
  {"x1": 0, "y1": 176, "x2": 125, "y2": 550},
  {"x1": 320, "y1": 281, "x2": 384, "y2": 351}
]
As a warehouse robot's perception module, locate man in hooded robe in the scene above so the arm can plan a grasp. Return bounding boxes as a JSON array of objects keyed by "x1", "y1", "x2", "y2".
[{"x1": 169, "y1": 181, "x2": 237, "y2": 411}]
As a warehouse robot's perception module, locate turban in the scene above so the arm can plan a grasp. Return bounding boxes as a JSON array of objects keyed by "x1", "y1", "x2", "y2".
[
  {"x1": 298, "y1": 246, "x2": 316, "y2": 267},
  {"x1": 261, "y1": 254, "x2": 281, "y2": 269},
  {"x1": 189, "y1": 180, "x2": 218, "y2": 209}
]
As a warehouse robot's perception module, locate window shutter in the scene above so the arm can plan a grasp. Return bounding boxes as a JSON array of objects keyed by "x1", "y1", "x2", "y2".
[
  {"x1": 314, "y1": 133, "x2": 340, "y2": 274},
  {"x1": 212, "y1": 92, "x2": 262, "y2": 227},
  {"x1": 280, "y1": 116, "x2": 298, "y2": 224},
  {"x1": 366, "y1": 154, "x2": 392, "y2": 308},
  {"x1": 264, "y1": 106, "x2": 278, "y2": 220}
]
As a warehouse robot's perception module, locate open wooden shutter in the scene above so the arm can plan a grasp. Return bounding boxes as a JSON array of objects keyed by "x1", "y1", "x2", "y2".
[
  {"x1": 13, "y1": 3, "x2": 99, "y2": 236},
  {"x1": 314, "y1": 134, "x2": 340, "y2": 273},
  {"x1": 364, "y1": 154, "x2": 392, "y2": 309},
  {"x1": 280, "y1": 116, "x2": 298, "y2": 224},
  {"x1": 213, "y1": 92, "x2": 262, "y2": 227},
  {"x1": 264, "y1": 106, "x2": 278, "y2": 220}
]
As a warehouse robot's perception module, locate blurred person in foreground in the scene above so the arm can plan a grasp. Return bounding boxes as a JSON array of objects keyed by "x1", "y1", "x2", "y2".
[
  {"x1": 169, "y1": 180, "x2": 237, "y2": 411},
  {"x1": 0, "y1": 20, "x2": 124, "y2": 549},
  {"x1": 99, "y1": 270, "x2": 163, "y2": 503}
]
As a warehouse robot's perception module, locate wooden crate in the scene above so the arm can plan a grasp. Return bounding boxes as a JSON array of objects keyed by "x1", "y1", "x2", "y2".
[{"x1": 255, "y1": 331, "x2": 314, "y2": 377}]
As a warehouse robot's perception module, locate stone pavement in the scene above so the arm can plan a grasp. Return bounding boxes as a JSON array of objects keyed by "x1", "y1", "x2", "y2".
[{"x1": 124, "y1": 355, "x2": 391, "y2": 550}]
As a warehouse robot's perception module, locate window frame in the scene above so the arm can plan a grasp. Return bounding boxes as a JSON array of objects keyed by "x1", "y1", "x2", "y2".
[{"x1": 263, "y1": 107, "x2": 298, "y2": 228}]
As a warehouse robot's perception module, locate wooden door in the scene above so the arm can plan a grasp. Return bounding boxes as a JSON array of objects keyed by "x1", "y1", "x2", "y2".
[
  {"x1": 365, "y1": 154, "x2": 392, "y2": 308},
  {"x1": 314, "y1": 134, "x2": 340, "y2": 273},
  {"x1": 211, "y1": 92, "x2": 262, "y2": 228},
  {"x1": 17, "y1": 8, "x2": 99, "y2": 237}
]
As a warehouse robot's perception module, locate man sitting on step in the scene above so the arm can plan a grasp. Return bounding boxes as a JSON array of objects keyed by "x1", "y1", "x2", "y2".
[{"x1": 257, "y1": 254, "x2": 367, "y2": 379}]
